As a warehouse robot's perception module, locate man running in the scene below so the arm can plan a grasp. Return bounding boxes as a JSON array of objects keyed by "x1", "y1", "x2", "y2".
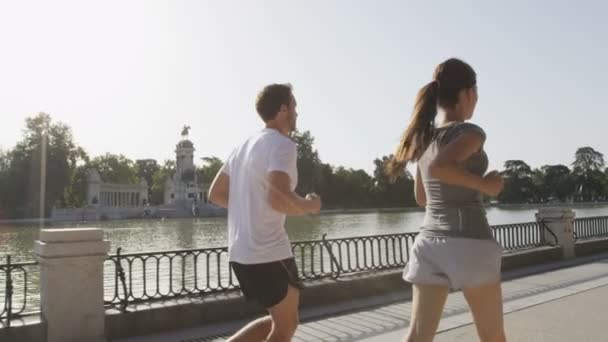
[{"x1": 208, "y1": 83, "x2": 321, "y2": 342}]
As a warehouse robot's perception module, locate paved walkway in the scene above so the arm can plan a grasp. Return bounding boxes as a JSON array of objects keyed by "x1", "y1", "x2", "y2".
[{"x1": 115, "y1": 252, "x2": 608, "y2": 342}]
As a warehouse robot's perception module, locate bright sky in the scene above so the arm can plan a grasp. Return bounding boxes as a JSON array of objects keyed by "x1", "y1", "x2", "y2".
[{"x1": 1, "y1": 0, "x2": 606, "y2": 174}]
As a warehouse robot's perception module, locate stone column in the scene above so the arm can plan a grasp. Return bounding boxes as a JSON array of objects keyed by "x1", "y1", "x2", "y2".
[
  {"x1": 536, "y1": 207, "x2": 576, "y2": 259},
  {"x1": 87, "y1": 172, "x2": 101, "y2": 207},
  {"x1": 34, "y1": 228, "x2": 110, "y2": 342}
]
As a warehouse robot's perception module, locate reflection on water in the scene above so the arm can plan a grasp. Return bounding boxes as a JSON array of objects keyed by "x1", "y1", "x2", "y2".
[{"x1": 2, "y1": 205, "x2": 608, "y2": 261}]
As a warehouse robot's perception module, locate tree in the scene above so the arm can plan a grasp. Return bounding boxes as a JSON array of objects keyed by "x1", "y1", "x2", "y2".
[
  {"x1": 150, "y1": 160, "x2": 176, "y2": 205},
  {"x1": 0, "y1": 149, "x2": 10, "y2": 218},
  {"x1": 541, "y1": 165, "x2": 575, "y2": 202},
  {"x1": 573, "y1": 147, "x2": 605, "y2": 173},
  {"x1": 314, "y1": 163, "x2": 337, "y2": 208},
  {"x1": 324, "y1": 167, "x2": 375, "y2": 208},
  {"x1": 61, "y1": 164, "x2": 90, "y2": 208},
  {"x1": 197, "y1": 157, "x2": 223, "y2": 185},
  {"x1": 372, "y1": 155, "x2": 415, "y2": 207},
  {"x1": 499, "y1": 160, "x2": 536, "y2": 203},
  {"x1": 0, "y1": 149, "x2": 8, "y2": 171},
  {"x1": 136, "y1": 159, "x2": 160, "y2": 189},
  {"x1": 88, "y1": 154, "x2": 138, "y2": 184},
  {"x1": 572, "y1": 147, "x2": 605, "y2": 201},
  {"x1": 0, "y1": 113, "x2": 85, "y2": 218},
  {"x1": 291, "y1": 130, "x2": 322, "y2": 196}
]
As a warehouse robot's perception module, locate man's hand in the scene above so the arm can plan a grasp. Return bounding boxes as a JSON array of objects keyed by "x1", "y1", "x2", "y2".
[{"x1": 305, "y1": 193, "x2": 322, "y2": 214}]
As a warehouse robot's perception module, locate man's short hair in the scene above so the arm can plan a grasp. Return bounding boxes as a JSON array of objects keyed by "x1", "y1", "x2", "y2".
[{"x1": 255, "y1": 83, "x2": 293, "y2": 122}]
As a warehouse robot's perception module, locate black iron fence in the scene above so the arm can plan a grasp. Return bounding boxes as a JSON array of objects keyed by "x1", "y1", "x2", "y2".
[
  {"x1": 103, "y1": 246, "x2": 236, "y2": 309},
  {"x1": 294, "y1": 232, "x2": 418, "y2": 280},
  {"x1": 4, "y1": 216, "x2": 608, "y2": 320},
  {"x1": 103, "y1": 233, "x2": 420, "y2": 308},
  {"x1": 0, "y1": 256, "x2": 40, "y2": 326},
  {"x1": 103, "y1": 221, "x2": 552, "y2": 308},
  {"x1": 573, "y1": 216, "x2": 608, "y2": 240},
  {"x1": 491, "y1": 221, "x2": 552, "y2": 250}
]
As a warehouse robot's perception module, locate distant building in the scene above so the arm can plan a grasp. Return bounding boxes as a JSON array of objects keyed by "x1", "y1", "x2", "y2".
[
  {"x1": 86, "y1": 169, "x2": 149, "y2": 208},
  {"x1": 54, "y1": 125, "x2": 212, "y2": 221},
  {"x1": 164, "y1": 126, "x2": 207, "y2": 205}
]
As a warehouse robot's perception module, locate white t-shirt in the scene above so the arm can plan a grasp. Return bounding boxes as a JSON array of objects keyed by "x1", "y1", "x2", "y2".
[{"x1": 223, "y1": 128, "x2": 298, "y2": 264}]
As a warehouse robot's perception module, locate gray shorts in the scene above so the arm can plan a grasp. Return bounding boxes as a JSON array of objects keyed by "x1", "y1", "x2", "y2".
[{"x1": 403, "y1": 235, "x2": 503, "y2": 290}]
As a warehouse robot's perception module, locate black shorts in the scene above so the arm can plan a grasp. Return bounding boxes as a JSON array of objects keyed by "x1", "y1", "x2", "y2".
[{"x1": 230, "y1": 258, "x2": 303, "y2": 308}]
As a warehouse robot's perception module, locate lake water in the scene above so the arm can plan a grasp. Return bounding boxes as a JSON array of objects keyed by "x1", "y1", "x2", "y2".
[{"x1": 3, "y1": 205, "x2": 608, "y2": 261}]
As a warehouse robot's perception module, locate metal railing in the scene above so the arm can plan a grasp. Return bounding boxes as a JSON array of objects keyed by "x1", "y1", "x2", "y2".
[
  {"x1": 104, "y1": 246, "x2": 235, "y2": 309},
  {"x1": 103, "y1": 233, "x2": 419, "y2": 307},
  {"x1": 573, "y1": 216, "x2": 608, "y2": 240},
  {"x1": 294, "y1": 232, "x2": 418, "y2": 280},
  {"x1": 491, "y1": 221, "x2": 553, "y2": 250},
  {"x1": 0, "y1": 256, "x2": 40, "y2": 326},
  {"x1": 0, "y1": 219, "x2": 572, "y2": 319},
  {"x1": 104, "y1": 220, "x2": 553, "y2": 308}
]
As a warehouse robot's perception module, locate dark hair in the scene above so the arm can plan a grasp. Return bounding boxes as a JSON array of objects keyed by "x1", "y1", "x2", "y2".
[
  {"x1": 255, "y1": 83, "x2": 293, "y2": 122},
  {"x1": 386, "y1": 58, "x2": 477, "y2": 178}
]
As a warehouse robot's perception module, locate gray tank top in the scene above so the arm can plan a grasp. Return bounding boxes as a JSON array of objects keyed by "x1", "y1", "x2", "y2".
[{"x1": 418, "y1": 121, "x2": 493, "y2": 240}]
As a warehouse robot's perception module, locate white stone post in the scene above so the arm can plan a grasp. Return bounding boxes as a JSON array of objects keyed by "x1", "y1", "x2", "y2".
[
  {"x1": 536, "y1": 207, "x2": 576, "y2": 259},
  {"x1": 35, "y1": 228, "x2": 110, "y2": 342}
]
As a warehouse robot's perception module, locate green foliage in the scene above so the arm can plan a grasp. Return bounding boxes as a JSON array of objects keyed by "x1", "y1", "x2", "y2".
[{"x1": 2, "y1": 115, "x2": 608, "y2": 218}]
